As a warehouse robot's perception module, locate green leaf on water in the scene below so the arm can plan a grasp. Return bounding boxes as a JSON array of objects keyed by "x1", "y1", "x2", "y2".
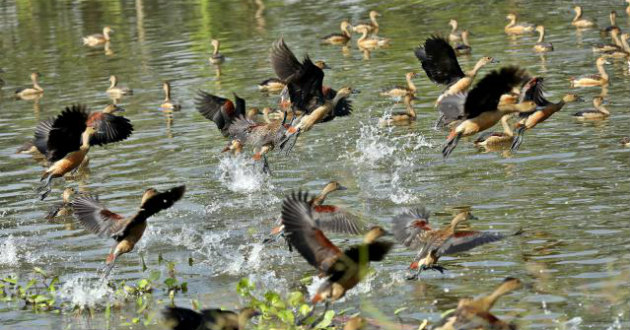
[
  {"x1": 314, "y1": 310, "x2": 335, "y2": 329},
  {"x1": 394, "y1": 307, "x2": 408, "y2": 315},
  {"x1": 149, "y1": 270, "x2": 161, "y2": 282}
]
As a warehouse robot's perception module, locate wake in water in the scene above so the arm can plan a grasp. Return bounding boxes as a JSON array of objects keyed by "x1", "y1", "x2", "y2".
[{"x1": 58, "y1": 275, "x2": 113, "y2": 310}]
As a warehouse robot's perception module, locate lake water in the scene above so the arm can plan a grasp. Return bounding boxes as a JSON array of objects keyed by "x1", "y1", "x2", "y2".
[{"x1": 1, "y1": 0, "x2": 629, "y2": 329}]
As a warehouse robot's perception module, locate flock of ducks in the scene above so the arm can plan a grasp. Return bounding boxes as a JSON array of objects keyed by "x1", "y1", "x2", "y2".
[{"x1": 2, "y1": 3, "x2": 630, "y2": 330}]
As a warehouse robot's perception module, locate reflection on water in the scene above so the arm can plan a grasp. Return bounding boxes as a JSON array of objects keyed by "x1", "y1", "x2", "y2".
[{"x1": 1, "y1": 0, "x2": 630, "y2": 329}]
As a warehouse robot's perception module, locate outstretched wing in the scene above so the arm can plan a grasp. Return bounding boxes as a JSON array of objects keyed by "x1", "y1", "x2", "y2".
[
  {"x1": 465, "y1": 67, "x2": 528, "y2": 119},
  {"x1": 73, "y1": 194, "x2": 125, "y2": 238},
  {"x1": 391, "y1": 207, "x2": 432, "y2": 249},
  {"x1": 281, "y1": 191, "x2": 342, "y2": 273},
  {"x1": 33, "y1": 118, "x2": 54, "y2": 155},
  {"x1": 88, "y1": 113, "x2": 133, "y2": 146},
  {"x1": 313, "y1": 205, "x2": 365, "y2": 235},
  {"x1": 270, "y1": 37, "x2": 304, "y2": 81},
  {"x1": 46, "y1": 105, "x2": 89, "y2": 162},
  {"x1": 195, "y1": 91, "x2": 245, "y2": 136},
  {"x1": 415, "y1": 36, "x2": 465, "y2": 86},
  {"x1": 438, "y1": 231, "x2": 506, "y2": 256}
]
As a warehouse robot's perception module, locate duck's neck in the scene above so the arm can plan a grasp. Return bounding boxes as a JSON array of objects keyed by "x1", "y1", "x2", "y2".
[
  {"x1": 610, "y1": 13, "x2": 616, "y2": 26},
  {"x1": 406, "y1": 75, "x2": 416, "y2": 92},
  {"x1": 311, "y1": 187, "x2": 333, "y2": 206},
  {"x1": 342, "y1": 24, "x2": 351, "y2": 38},
  {"x1": 262, "y1": 111, "x2": 272, "y2": 124},
  {"x1": 573, "y1": 9, "x2": 582, "y2": 22},
  {"x1": 597, "y1": 62, "x2": 609, "y2": 81},
  {"x1": 163, "y1": 84, "x2": 172, "y2": 102},
  {"x1": 619, "y1": 35, "x2": 629, "y2": 52},
  {"x1": 80, "y1": 130, "x2": 93, "y2": 151},
  {"x1": 462, "y1": 33, "x2": 470, "y2": 46},
  {"x1": 109, "y1": 78, "x2": 117, "y2": 89},
  {"x1": 31, "y1": 76, "x2": 43, "y2": 91},
  {"x1": 103, "y1": 28, "x2": 110, "y2": 41},
  {"x1": 404, "y1": 98, "x2": 416, "y2": 118},
  {"x1": 612, "y1": 33, "x2": 623, "y2": 47},
  {"x1": 498, "y1": 102, "x2": 532, "y2": 113},
  {"x1": 212, "y1": 43, "x2": 220, "y2": 56},
  {"x1": 500, "y1": 115, "x2": 513, "y2": 136},
  {"x1": 449, "y1": 213, "x2": 467, "y2": 232},
  {"x1": 474, "y1": 282, "x2": 517, "y2": 312},
  {"x1": 595, "y1": 102, "x2": 610, "y2": 115},
  {"x1": 371, "y1": 15, "x2": 379, "y2": 28},
  {"x1": 332, "y1": 92, "x2": 349, "y2": 106},
  {"x1": 358, "y1": 29, "x2": 369, "y2": 42},
  {"x1": 537, "y1": 29, "x2": 545, "y2": 43},
  {"x1": 506, "y1": 17, "x2": 516, "y2": 28},
  {"x1": 451, "y1": 21, "x2": 458, "y2": 33},
  {"x1": 466, "y1": 60, "x2": 486, "y2": 77}
]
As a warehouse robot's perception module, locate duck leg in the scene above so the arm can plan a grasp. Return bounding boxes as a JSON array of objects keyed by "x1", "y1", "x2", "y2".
[
  {"x1": 510, "y1": 126, "x2": 526, "y2": 151},
  {"x1": 261, "y1": 154, "x2": 272, "y2": 175},
  {"x1": 442, "y1": 132, "x2": 462, "y2": 158},
  {"x1": 434, "y1": 114, "x2": 445, "y2": 130},
  {"x1": 38, "y1": 174, "x2": 54, "y2": 200}
]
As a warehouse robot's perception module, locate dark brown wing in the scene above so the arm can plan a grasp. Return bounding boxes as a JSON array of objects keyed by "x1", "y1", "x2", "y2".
[
  {"x1": 163, "y1": 307, "x2": 204, "y2": 330},
  {"x1": 33, "y1": 118, "x2": 54, "y2": 155},
  {"x1": 325, "y1": 87, "x2": 353, "y2": 118},
  {"x1": 281, "y1": 191, "x2": 342, "y2": 273},
  {"x1": 391, "y1": 207, "x2": 432, "y2": 249},
  {"x1": 464, "y1": 67, "x2": 528, "y2": 119},
  {"x1": 46, "y1": 105, "x2": 89, "y2": 162},
  {"x1": 136, "y1": 185, "x2": 186, "y2": 219},
  {"x1": 312, "y1": 205, "x2": 365, "y2": 235},
  {"x1": 87, "y1": 113, "x2": 133, "y2": 146},
  {"x1": 286, "y1": 56, "x2": 325, "y2": 113},
  {"x1": 519, "y1": 77, "x2": 550, "y2": 117},
  {"x1": 195, "y1": 91, "x2": 245, "y2": 136},
  {"x1": 438, "y1": 231, "x2": 506, "y2": 256},
  {"x1": 328, "y1": 241, "x2": 393, "y2": 282},
  {"x1": 270, "y1": 37, "x2": 304, "y2": 81},
  {"x1": 415, "y1": 36, "x2": 465, "y2": 86},
  {"x1": 73, "y1": 194, "x2": 125, "y2": 238}
]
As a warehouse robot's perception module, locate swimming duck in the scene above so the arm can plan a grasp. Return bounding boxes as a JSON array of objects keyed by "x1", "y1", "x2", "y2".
[
  {"x1": 160, "y1": 81, "x2": 181, "y2": 111},
  {"x1": 433, "y1": 278, "x2": 522, "y2": 330},
  {"x1": 448, "y1": 19, "x2": 462, "y2": 42},
  {"x1": 569, "y1": 57, "x2": 610, "y2": 87},
  {"x1": 73, "y1": 185, "x2": 185, "y2": 277},
  {"x1": 454, "y1": 30, "x2": 472, "y2": 56},
  {"x1": 322, "y1": 21, "x2": 353, "y2": 45},
  {"x1": 353, "y1": 10, "x2": 380, "y2": 35},
  {"x1": 15, "y1": 72, "x2": 44, "y2": 99},
  {"x1": 415, "y1": 36, "x2": 497, "y2": 106},
  {"x1": 46, "y1": 187, "x2": 75, "y2": 221},
  {"x1": 83, "y1": 26, "x2": 113, "y2": 46},
  {"x1": 37, "y1": 105, "x2": 133, "y2": 199},
  {"x1": 281, "y1": 191, "x2": 393, "y2": 306},
  {"x1": 573, "y1": 96, "x2": 610, "y2": 120},
  {"x1": 380, "y1": 72, "x2": 418, "y2": 98},
  {"x1": 572, "y1": 6, "x2": 595, "y2": 28},
  {"x1": 602, "y1": 11, "x2": 619, "y2": 35},
  {"x1": 511, "y1": 78, "x2": 582, "y2": 151},
  {"x1": 258, "y1": 60, "x2": 330, "y2": 93},
  {"x1": 209, "y1": 39, "x2": 225, "y2": 64},
  {"x1": 473, "y1": 114, "x2": 514, "y2": 149},
  {"x1": 441, "y1": 67, "x2": 535, "y2": 158},
  {"x1": 379, "y1": 94, "x2": 417, "y2": 126},
  {"x1": 163, "y1": 306, "x2": 259, "y2": 330},
  {"x1": 620, "y1": 137, "x2": 630, "y2": 146},
  {"x1": 593, "y1": 28, "x2": 623, "y2": 53},
  {"x1": 533, "y1": 25, "x2": 553, "y2": 52},
  {"x1": 355, "y1": 25, "x2": 390, "y2": 49},
  {"x1": 505, "y1": 13, "x2": 535, "y2": 35},
  {"x1": 106, "y1": 75, "x2": 133, "y2": 96},
  {"x1": 267, "y1": 181, "x2": 366, "y2": 248},
  {"x1": 392, "y1": 207, "x2": 515, "y2": 280}
]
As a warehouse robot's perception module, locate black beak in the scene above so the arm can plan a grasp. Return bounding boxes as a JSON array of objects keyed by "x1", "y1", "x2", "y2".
[
  {"x1": 351, "y1": 89, "x2": 361, "y2": 94},
  {"x1": 337, "y1": 185, "x2": 348, "y2": 191}
]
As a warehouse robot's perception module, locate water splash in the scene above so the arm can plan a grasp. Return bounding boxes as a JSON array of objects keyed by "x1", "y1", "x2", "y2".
[
  {"x1": 353, "y1": 123, "x2": 396, "y2": 165},
  {"x1": 0, "y1": 235, "x2": 19, "y2": 266},
  {"x1": 216, "y1": 155, "x2": 269, "y2": 193},
  {"x1": 57, "y1": 275, "x2": 113, "y2": 310}
]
